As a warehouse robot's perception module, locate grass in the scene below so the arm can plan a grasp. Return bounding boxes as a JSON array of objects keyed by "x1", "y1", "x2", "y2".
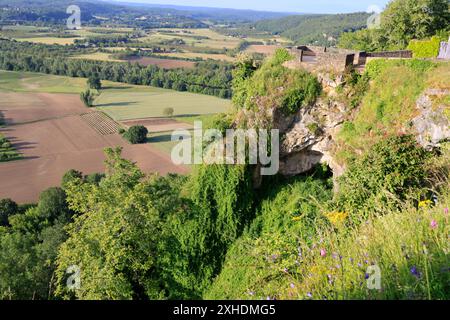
[
  {"x1": 0, "y1": 70, "x2": 88, "y2": 93},
  {"x1": 95, "y1": 87, "x2": 231, "y2": 121},
  {"x1": 148, "y1": 130, "x2": 193, "y2": 158},
  {"x1": 206, "y1": 183, "x2": 450, "y2": 300}
]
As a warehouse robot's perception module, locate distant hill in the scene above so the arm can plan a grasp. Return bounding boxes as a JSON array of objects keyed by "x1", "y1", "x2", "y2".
[
  {"x1": 108, "y1": 1, "x2": 292, "y2": 23},
  {"x1": 254, "y1": 12, "x2": 371, "y2": 45},
  {"x1": 0, "y1": 0, "x2": 207, "y2": 28},
  {"x1": 0, "y1": 0, "x2": 292, "y2": 27}
]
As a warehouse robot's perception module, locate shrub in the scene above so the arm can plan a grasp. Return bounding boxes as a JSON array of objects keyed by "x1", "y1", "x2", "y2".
[
  {"x1": 123, "y1": 125, "x2": 148, "y2": 144},
  {"x1": 118, "y1": 128, "x2": 126, "y2": 134},
  {"x1": 335, "y1": 135, "x2": 431, "y2": 221},
  {"x1": 407, "y1": 36, "x2": 441, "y2": 58}
]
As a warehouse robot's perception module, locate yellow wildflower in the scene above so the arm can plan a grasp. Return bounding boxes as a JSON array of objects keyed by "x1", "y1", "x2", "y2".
[
  {"x1": 418, "y1": 200, "x2": 433, "y2": 208},
  {"x1": 325, "y1": 211, "x2": 348, "y2": 227}
]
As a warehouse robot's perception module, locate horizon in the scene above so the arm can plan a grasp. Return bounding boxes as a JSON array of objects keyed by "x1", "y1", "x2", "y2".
[{"x1": 107, "y1": 0, "x2": 391, "y2": 14}]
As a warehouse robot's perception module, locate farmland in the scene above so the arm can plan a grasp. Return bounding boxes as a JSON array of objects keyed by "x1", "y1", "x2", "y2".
[
  {"x1": 0, "y1": 70, "x2": 232, "y2": 202},
  {"x1": 95, "y1": 86, "x2": 231, "y2": 121},
  {"x1": 1, "y1": 24, "x2": 284, "y2": 65}
]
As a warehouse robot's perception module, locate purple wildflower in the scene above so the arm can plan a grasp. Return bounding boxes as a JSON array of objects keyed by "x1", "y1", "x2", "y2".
[
  {"x1": 320, "y1": 249, "x2": 327, "y2": 257},
  {"x1": 410, "y1": 266, "x2": 421, "y2": 279},
  {"x1": 307, "y1": 292, "x2": 313, "y2": 298},
  {"x1": 290, "y1": 283, "x2": 295, "y2": 289}
]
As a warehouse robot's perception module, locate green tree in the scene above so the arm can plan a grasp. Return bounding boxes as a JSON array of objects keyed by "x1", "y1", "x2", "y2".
[
  {"x1": 80, "y1": 90, "x2": 96, "y2": 108},
  {"x1": 123, "y1": 125, "x2": 148, "y2": 144},
  {"x1": 381, "y1": 0, "x2": 450, "y2": 49},
  {"x1": 0, "y1": 199, "x2": 18, "y2": 227},
  {"x1": 54, "y1": 148, "x2": 184, "y2": 299},
  {"x1": 87, "y1": 73, "x2": 102, "y2": 90},
  {"x1": 62, "y1": 169, "x2": 83, "y2": 189}
]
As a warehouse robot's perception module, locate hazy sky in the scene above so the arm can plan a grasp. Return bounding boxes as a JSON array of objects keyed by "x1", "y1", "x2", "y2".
[{"x1": 113, "y1": 0, "x2": 392, "y2": 14}]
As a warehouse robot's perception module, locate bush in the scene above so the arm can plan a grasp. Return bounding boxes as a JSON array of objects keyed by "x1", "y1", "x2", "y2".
[
  {"x1": 335, "y1": 135, "x2": 431, "y2": 221},
  {"x1": 123, "y1": 125, "x2": 149, "y2": 144},
  {"x1": 407, "y1": 36, "x2": 441, "y2": 58}
]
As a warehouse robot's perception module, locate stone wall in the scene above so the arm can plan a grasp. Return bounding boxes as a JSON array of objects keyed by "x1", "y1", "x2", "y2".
[
  {"x1": 365, "y1": 50, "x2": 412, "y2": 58},
  {"x1": 288, "y1": 46, "x2": 356, "y2": 73}
]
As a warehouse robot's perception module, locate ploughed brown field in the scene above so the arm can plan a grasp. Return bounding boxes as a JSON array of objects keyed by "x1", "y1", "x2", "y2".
[
  {"x1": 0, "y1": 92, "x2": 188, "y2": 204},
  {"x1": 124, "y1": 56, "x2": 196, "y2": 69}
]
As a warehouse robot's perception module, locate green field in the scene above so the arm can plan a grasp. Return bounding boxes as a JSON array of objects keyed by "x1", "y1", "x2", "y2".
[
  {"x1": 95, "y1": 87, "x2": 231, "y2": 121},
  {"x1": 0, "y1": 71, "x2": 230, "y2": 119},
  {"x1": 0, "y1": 70, "x2": 88, "y2": 93}
]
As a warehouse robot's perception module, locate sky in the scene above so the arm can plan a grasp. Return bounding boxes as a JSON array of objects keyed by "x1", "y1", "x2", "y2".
[{"x1": 113, "y1": 0, "x2": 392, "y2": 14}]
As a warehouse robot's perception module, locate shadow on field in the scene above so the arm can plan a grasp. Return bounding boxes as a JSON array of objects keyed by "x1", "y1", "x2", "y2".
[
  {"x1": 148, "y1": 134, "x2": 173, "y2": 143},
  {"x1": 11, "y1": 141, "x2": 37, "y2": 151},
  {"x1": 148, "y1": 133, "x2": 191, "y2": 144},
  {"x1": 96, "y1": 101, "x2": 138, "y2": 107},
  {"x1": 101, "y1": 86, "x2": 134, "y2": 90}
]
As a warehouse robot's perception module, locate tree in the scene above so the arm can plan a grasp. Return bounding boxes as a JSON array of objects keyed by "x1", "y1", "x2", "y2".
[
  {"x1": 62, "y1": 169, "x2": 83, "y2": 189},
  {"x1": 80, "y1": 90, "x2": 96, "y2": 108},
  {"x1": 54, "y1": 148, "x2": 184, "y2": 299},
  {"x1": 381, "y1": 0, "x2": 450, "y2": 49},
  {"x1": 0, "y1": 199, "x2": 18, "y2": 227},
  {"x1": 87, "y1": 73, "x2": 102, "y2": 90},
  {"x1": 124, "y1": 125, "x2": 148, "y2": 144},
  {"x1": 338, "y1": 0, "x2": 450, "y2": 51},
  {"x1": 163, "y1": 107, "x2": 174, "y2": 118}
]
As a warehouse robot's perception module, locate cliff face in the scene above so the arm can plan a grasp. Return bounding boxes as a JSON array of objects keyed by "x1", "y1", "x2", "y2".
[{"x1": 243, "y1": 71, "x2": 450, "y2": 184}]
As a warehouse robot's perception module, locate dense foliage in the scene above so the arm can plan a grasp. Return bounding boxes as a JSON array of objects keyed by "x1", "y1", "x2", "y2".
[
  {"x1": 253, "y1": 13, "x2": 370, "y2": 46},
  {"x1": 407, "y1": 36, "x2": 442, "y2": 58},
  {"x1": 233, "y1": 49, "x2": 321, "y2": 115},
  {"x1": 339, "y1": 0, "x2": 450, "y2": 51},
  {"x1": 123, "y1": 125, "x2": 149, "y2": 144}
]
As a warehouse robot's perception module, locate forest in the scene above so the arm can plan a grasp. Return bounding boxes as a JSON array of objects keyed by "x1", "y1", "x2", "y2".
[{"x1": 253, "y1": 12, "x2": 371, "y2": 46}]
